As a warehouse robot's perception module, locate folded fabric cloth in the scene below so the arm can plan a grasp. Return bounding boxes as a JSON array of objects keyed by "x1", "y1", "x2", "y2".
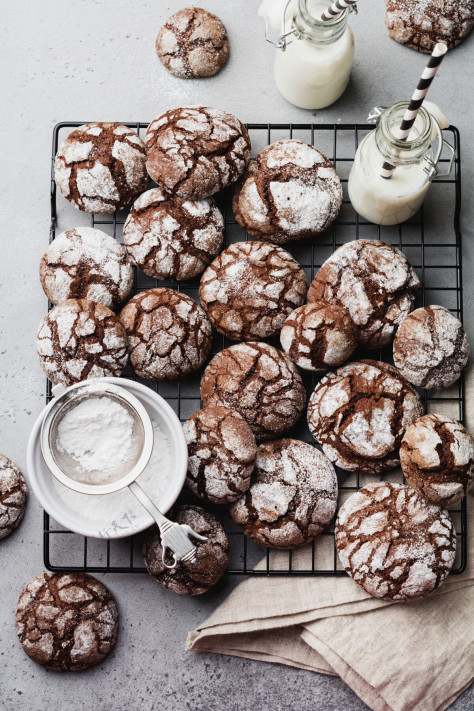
[{"x1": 187, "y1": 367, "x2": 474, "y2": 711}]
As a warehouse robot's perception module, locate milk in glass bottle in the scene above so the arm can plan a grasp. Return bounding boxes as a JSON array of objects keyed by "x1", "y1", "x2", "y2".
[
  {"x1": 348, "y1": 102, "x2": 455, "y2": 225},
  {"x1": 261, "y1": 0, "x2": 356, "y2": 110}
]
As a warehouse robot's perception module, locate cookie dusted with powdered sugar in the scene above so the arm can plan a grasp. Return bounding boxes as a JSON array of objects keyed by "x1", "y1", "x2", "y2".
[
  {"x1": 184, "y1": 406, "x2": 256, "y2": 504},
  {"x1": 37, "y1": 299, "x2": 129, "y2": 387},
  {"x1": 40, "y1": 227, "x2": 133, "y2": 308},
  {"x1": 143, "y1": 506, "x2": 229, "y2": 595},
  {"x1": 119, "y1": 288, "x2": 212, "y2": 380},
  {"x1": 145, "y1": 107, "x2": 251, "y2": 200},
  {"x1": 307, "y1": 360, "x2": 424, "y2": 474},
  {"x1": 15, "y1": 573, "x2": 118, "y2": 670},
  {"x1": 201, "y1": 342, "x2": 306, "y2": 442},
  {"x1": 233, "y1": 140, "x2": 342, "y2": 244},
  {"x1": 123, "y1": 188, "x2": 224, "y2": 281},
  {"x1": 307, "y1": 240, "x2": 420, "y2": 349},
  {"x1": 393, "y1": 305, "x2": 469, "y2": 390},
  {"x1": 400, "y1": 414, "x2": 474, "y2": 506},
  {"x1": 280, "y1": 302, "x2": 358, "y2": 371},
  {"x1": 156, "y1": 7, "x2": 229, "y2": 78},
  {"x1": 335, "y1": 482, "x2": 456, "y2": 601},
  {"x1": 385, "y1": 0, "x2": 474, "y2": 53},
  {"x1": 0, "y1": 455, "x2": 28, "y2": 540},
  {"x1": 230, "y1": 439, "x2": 337, "y2": 549},
  {"x1": 54, "y1": 123, "x2": 148, "y2": 213},
  {"x1": 199, "y1": 241, "x2": 307, "y2": 341}
]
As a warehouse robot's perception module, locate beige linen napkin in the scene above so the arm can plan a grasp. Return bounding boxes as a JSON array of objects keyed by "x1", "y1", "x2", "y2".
[{"x1": 187, "y1": 368, "x2": 474, "y2": 711}]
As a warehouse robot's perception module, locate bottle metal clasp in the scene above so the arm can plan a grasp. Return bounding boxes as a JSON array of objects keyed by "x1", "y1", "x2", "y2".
[{"x1": 263, "y1": 0, "x2": 298, "y2": 51}]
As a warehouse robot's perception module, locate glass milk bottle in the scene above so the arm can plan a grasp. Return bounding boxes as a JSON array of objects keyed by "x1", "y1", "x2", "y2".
[
  {"x1": 348, "y1": 102, "x2": 455, "y2": 226},
  {"x1": 265, "y1": 0, "x2": 355, "y2": 110}
]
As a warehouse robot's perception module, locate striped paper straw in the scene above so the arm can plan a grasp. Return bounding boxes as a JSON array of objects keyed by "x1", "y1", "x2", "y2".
[
  {"x1": 320, "y1": 0, "x2": 358, "y2": 22},
  {"x1": 380, "y1": 42, "x2": 448, "y2": 179}
]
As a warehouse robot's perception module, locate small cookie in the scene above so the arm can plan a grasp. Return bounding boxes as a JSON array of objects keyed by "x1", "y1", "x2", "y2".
[
  {"x1": 335, "y1": 482, "x2": 456, "y2": 601},
  {"x1": 119, "y1": 288, "x2": 212, "y2": 380},
  {"x1": 307, "y1": 240, "x2": 420, "y2": 349},
  {"x1": 156, "y1": 7, "x2": 229, "y2": 78},
  {"x1": 233, "y1": 140, "x2": 342, "y2": 244},
  {"x1": 143, "y1": 505, "x2": 229, "y2": 595},
  {"x1": 0, "y1": 455, "x2": 28, "y2": 540},
  {"x1": 385, "y1": 0, "x2": 474, "y2": 53},
  {"x1": 307, "y1": 360, "x2": 424, "y2": 474},
  {"x1": 54, "y1": 122, "x2": 148, "y2": 213},
  {"x1": 230, "y1": 439, "x2": 338, "y2": 549},
  {"x1": 37, "y1": 299, "x2": 129, "y2": 387},
  {"x1": 123, "y1": 188, "x2": 224, "y2": 281},
  {"x1": 393, "y1": 305, "x2": 470, "y2": 390},
  {"x1": 280, "y1": 302, "x2": 358, "y2": 371},
  {"x1": 145, "y1": 106, "x2": 251, "y2": 200},
  {"x1": 199, "y1": 241, "x2": 307, "y2": 341},
  {"x1": 184, "y1": 406, "x2": 257, "y2": 504},
  {"x1": 400, "y1": 414, "x2": 474, "y2": 506},
  {"x1": 201, "y1": 342, "x2": 306, "y2": 442},
  {"x1": 15, "y1": 572, "x2": 118, "y2": 670},
  {"x1": 40, "y1": 227, "x2": 134, "y2": 308}
]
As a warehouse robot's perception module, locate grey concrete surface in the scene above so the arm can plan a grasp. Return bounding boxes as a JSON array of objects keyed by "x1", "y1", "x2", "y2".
[{"x1": 0, "y1": 1, "x2": 472, "y2": 709}]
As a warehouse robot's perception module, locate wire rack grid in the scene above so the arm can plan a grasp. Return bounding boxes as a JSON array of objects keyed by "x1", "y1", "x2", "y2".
[{"x1": 44, "y1": 121, "x2": 467, "y2": 576}]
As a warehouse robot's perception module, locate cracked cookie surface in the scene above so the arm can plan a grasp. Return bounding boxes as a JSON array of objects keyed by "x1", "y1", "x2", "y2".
[
  {"x1": 335, "y1": 482, "x2": 456, "y2": 601},
  {"x1": 307, "y1": 360, "x2": 424, "y2": 474},
  {"x1": 119, "y1": 288, "x2": 212, "y2": 380},
  {"x1": 199, "y1": 241, "x2": 307, "y2": 341},
  {"x1": 40, "y1": 227, "x2": 133, "y2": 308},
  {"x1": 55, "y1": 123, "x2": 148, "y2": 213},
  {"x1": 143, "y1": 505, "x2": 229, "y2": 595},
  {"x1": 230, "y1": 439, "x2": 338, "y2": 549},
  {"x1": 280, "y1": 301, "x2": 358, "y2": 371},
  {"x1": 385, "y1": 0, "x2": 474, "y2": 52},
  {"x1": 123, "y1": 187, "x2": 224, "y2": 281},
  {"x1": 400, "y1": 413, "x2": 474, "y2": 506},
  {"x1": 233, "y1": 139, "x2": 342, "y2": 244},
  {"x1": 145, "y1": 106, "x2": 251, "y2": 200},
  {"x1": 156, "y1": 7, "x2": 229, "y2": 78},
  {"x1": 307, "y1": 239, "x2": 420, "y2": 349},
  {"x1": 200, "y1": 342, "x2": 306, "y2": 442},
  {"x1": 393, "y1": 305, "x2": 469, "y2": 389},
  {"x1": 0, "y1": 454, "x2": 28, "y2": 540},
  {"x1": 37, "y1": 298, "x2": 129, "y2": 386},
  {"x1": 15, "y1": 572, "x2": 118, "y2": 670}
]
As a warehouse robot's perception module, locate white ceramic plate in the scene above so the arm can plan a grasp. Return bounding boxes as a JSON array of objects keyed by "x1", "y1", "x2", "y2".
[{"x1": 26, "y1": 378, "x2": 188, "y2": 539}]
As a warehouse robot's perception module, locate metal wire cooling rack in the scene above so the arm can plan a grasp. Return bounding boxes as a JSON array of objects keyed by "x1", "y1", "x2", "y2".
[{"x1": 44, "y1": 121, "x2": 467, "y2": 576}]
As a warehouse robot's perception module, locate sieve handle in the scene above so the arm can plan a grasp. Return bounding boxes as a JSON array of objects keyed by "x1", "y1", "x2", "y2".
[{"x1": 128, "y1": 481, "x2": 207, "y2": 569}]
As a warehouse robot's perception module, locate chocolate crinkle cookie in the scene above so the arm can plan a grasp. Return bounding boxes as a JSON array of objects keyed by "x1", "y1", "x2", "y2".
[
  {"x1": 308, "y1": 239, "x2": 420, "y2": 349},
  {"x1": 400, "y1": 414, "x2": 474, "y2": 506},
  {"x1": 37, "y1": 298, "x2": 129, "y2": 387},
  {"x1": 385, "y1": 0, "x2": 474, "y2": 53},
  {"x1": 54, "y1": 123, "x2": 148, "y2": 213},
  {"x1": 199, "y1": 241, "x2": 308, "y2": 341},
  {"x1": 40, "y1": 227, "x2": 133, "y2": 309},
  {"x1": 156, "y1": 7, "x2": 229, "y2": 78},
  {"x1": 0, "y1": 454, "x2": 28, "y2": 540},
  {"x1": 230, "y1": 439, "x2": 338, "y2": 549},
  {"x1": 15, "y1": 572, "x2": 118, "y2": 670},
  {"x1": 143, "y1": 506, "x2": 229, "y2": 595},
  {"x1": 335, "y1": 482, "x2": 456, "y2": 601},
  {"x1": 308, "y1": 360, "x2": 424, "y2": 474},
  {"x1": 123, "y1": 187, "x2": 224, "y2": 281},
  {"x1": 145, "y1": 106, "x2": 251, "y2": 200},
  {"x1": 119, "y1": 288, "x2": 212, "y2": 380},
  {"x1": 393, "y1": 305, "x2": 470, "y2": 390},
  {"x1": 280, "y1": 302, "x2": 358, "y2": 371},
  {"x1": 233, "y1": 140, "x2": 342, "y2": 244},
  {"x1": 201, "y1": 342, "x2": 306, "y2": 442},
  {"x1": 184, "y1": 406, "x2": 257, "y2": 504}
]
